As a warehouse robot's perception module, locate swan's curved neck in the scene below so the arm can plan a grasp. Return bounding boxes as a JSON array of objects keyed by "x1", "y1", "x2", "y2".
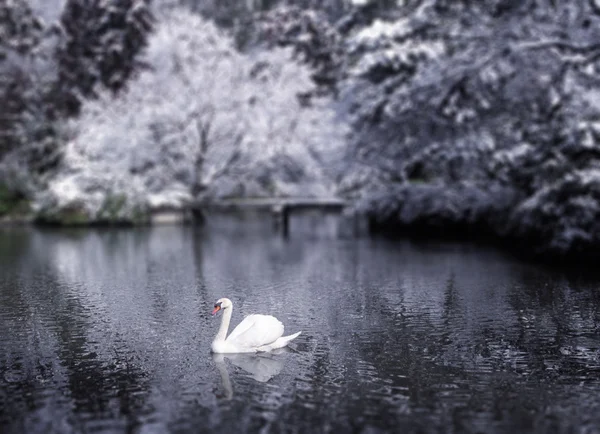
[{"x1": 214, "y1": 306, "x2": 233, "y2": 342}]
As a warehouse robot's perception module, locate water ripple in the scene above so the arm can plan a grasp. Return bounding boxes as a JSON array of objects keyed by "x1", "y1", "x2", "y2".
[{"x1": 0, "y1": 227, "x2": 599, "y2": 433}]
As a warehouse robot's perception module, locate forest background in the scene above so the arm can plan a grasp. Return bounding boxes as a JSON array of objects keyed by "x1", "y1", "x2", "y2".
[{"x1": 2, "y1": 0, "x2": 600, "y2": 260}]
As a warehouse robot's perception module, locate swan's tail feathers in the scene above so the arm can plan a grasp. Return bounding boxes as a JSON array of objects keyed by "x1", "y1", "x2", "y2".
[
  {"x1": 283, "y1": 331, "x2": 302, "y2": 343},
  {"x1": 257, "y1": 331, "x2": 302, "y2": 352}
]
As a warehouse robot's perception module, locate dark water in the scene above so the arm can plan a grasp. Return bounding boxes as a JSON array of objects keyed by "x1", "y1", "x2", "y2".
[{"x1": 1, "y1": 220, "x2": 600, "y2": 434}]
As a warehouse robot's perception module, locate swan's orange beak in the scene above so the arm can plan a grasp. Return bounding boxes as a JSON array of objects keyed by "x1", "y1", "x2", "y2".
[{"x1": 211, "y1": 305, "x2": 221, "y2": 315}]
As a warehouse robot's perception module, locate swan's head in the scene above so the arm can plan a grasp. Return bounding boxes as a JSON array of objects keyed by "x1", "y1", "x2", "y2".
[{"x1": 212, "y1": 298, "x2": 232, "y2": 315}]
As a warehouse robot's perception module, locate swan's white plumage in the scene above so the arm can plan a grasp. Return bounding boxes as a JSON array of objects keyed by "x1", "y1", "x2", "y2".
[
  {"x1": 226, "y1": 314, "x2": 284, "y2": 348},
  {"x1": 211, "y1": 298, "x2": 301, "y2": 354}
]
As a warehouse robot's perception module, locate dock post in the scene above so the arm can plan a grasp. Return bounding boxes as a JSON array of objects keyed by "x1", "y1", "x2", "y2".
[{"x1": 272, "y1": 204, "x2": 289, "y2": 237}]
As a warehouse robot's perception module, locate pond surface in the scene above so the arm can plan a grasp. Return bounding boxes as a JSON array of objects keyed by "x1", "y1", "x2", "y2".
[{"x1": 1, "y1": 220, "x2": 600, "y2": 433}]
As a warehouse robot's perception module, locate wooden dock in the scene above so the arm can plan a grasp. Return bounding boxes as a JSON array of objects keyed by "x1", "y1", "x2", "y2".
[
  {"x1": 199, "y1": 197, "x2": 351, "y2": 236},
  {"x1": 203, "y1": 197, "x2": 347, "y2": 210}
]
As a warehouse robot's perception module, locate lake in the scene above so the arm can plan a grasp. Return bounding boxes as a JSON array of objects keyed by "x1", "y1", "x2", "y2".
[{"x1": 1, "y1": 217, "x2": 600, "y2": 433}]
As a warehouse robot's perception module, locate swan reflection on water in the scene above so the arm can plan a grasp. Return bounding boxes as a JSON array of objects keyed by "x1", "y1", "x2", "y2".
[{"x1": 212, "y1": 350, "x2": 288, "y2": 399}]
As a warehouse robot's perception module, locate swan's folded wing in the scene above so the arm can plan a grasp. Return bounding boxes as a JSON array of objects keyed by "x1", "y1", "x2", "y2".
[{"x1": 227, "y1": 314, "x2": 284, "y2": 348}]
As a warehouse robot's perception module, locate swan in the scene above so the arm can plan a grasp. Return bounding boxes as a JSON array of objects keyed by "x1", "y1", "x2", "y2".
[{"x1": 211, "y1": 298, "x2": 301, "y2": 354}]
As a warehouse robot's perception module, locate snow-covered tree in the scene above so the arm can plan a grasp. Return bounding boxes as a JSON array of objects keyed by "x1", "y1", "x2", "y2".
[
  {"x1": 337, "y1": 0, "x2": 600, "y2": 256},
  {"x1": 1, "y1": 0, "x2": 153, "y2": 196},
  {"x1": 39, "y1": 11, "x2": 345, "y2": 223}
]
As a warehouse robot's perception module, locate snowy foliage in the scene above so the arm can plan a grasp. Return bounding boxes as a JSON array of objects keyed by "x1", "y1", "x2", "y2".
[
  {"x1": 336, "y1": 0, "x2": 600, "y2": 256},
  {"x1": 27, "y1": 0, "x2": 66, "y2": 22},
  {"x1": 252, "y1": 5, "x2": 343, "y2": 95},
  {"x1": 4, "y1": 0, "x2": 600, "y2": 257},
  {"x1": 0, "y1": 0, "x2": 62, "y2": 189},
  {"x1": 510, "y1": 168, "x2": 600, "y2": 256},
  {"x1": 341, "y1": 0, "x2": 600, "y2": 176},
  {"x1": 39, "y1": 11, "x2": 345, "y2": 222},
  {"x1": 1, "y1": 0, "x2": 153, "y2": 196},
  {"x1": 362, "y1": 181, "x2": 515, "y2": 235},
  {"x1": 0, "y1": 0, "x2": 46, "y2": 157},
  {"x1": 54, "y1": 0, "x2": 153, "y2": 115}
]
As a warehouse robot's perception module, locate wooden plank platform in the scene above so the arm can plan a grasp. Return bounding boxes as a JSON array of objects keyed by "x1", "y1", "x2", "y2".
[
  {"x1": 198, "y1": 197, "x2": 350, "y2": 236},
  {"x1": 201, "y1": 197, "x2": 348, "y2": 211}
]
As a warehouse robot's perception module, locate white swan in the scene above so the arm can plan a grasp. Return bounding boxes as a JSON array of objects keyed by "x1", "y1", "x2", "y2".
[{"x1": 211, "y1": 298, "x2": 301, "y2": 354}]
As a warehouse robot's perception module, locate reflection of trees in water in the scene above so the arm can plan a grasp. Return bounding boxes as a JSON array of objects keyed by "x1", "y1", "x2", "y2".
[
  {"x1": 26, "y1": 226, "x2": 223, "y2": 432},
  {"x1": 51, "y1": 298, "x2": 150, "y2": 430},
  {"x1": 0, "y1": 229, "x2": 31, "y2": 273},
  {"x1": 329, "y1": 249, "x2": 600, "y2": 432},
  {"x1": 0, "y1": 230, "x2": 153, "y2": 431},
  {"x1": 347, "y1": 280, "x2": 465, "y2": 430},
  {"x1": 506, "y1": 267, "x2": 600, "y2": 378},
  {"x1": 0, "y1": 227, "x2": 214, "y2": 431},
  {"x1": 0, "y1": 230, "x2": 65, "y2": 427},
  {"x1": 191, "y1": 225, "x2": 210, "y2": 306},
  {"x1": 3, "y1": 228, "x2": 600, "y2": 432},
  {"x1": 194, "y1": 221, "x2": 333, "y2": 323},
  {"x1": 272, "y1": 240, "x2": 418, "y2": 430}
]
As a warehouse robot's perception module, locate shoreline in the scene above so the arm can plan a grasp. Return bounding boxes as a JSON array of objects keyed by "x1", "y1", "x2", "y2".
[{"x1": 2, "y1": 206, "x2": 600, "y2": 268}]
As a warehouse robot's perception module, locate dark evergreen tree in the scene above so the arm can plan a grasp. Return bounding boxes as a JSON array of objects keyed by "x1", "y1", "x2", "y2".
[
  {"x1": 54, "y1": 0, "x2": 153, "y2": 115},
  {"x1": 0, "y1": 0, "x2": 45, "y2": 157}
]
